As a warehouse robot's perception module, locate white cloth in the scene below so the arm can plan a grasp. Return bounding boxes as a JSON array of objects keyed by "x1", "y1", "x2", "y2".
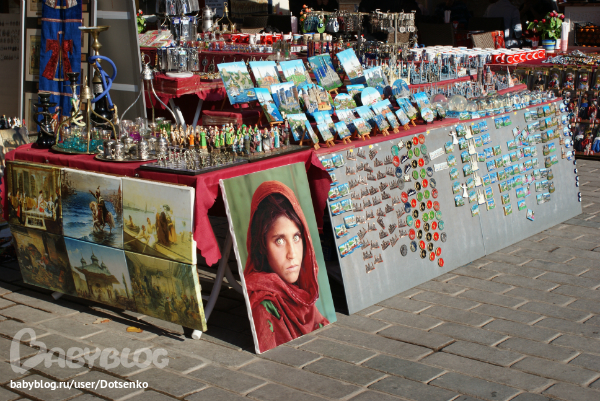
[{"x1": 483, "y1": 0, "x2": 522, "y2": 39}]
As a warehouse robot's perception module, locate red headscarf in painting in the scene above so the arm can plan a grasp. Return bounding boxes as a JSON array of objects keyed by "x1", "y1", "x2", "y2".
[{"x1": 244, "y1": 181, "x2": 328, "y2": 353}]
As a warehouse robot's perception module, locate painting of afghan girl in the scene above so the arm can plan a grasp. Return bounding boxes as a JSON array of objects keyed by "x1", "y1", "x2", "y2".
[{"x1": 221, "y1": 163, "x2": 336, "y2": 354}]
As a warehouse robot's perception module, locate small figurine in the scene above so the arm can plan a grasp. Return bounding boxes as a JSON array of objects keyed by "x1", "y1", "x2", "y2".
[
  {"x1": 579, "y1": 73, "x2": 589, "y2": 91},
  {"x1": 588, "y1": 98, "x2": 598, "y2": 121},
  {"x1": 564, "y1": 72, "x2": 575, "y2": 90}
]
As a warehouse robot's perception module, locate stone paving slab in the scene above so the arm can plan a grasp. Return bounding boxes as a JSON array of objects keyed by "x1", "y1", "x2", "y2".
[{"x1": 0, "y1": 159, "x2": 600, "y2": 401}]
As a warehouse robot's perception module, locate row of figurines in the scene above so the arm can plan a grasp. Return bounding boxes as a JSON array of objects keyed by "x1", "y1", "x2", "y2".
[
  {"x1": 165, "y1": 123, "x2": 293, "y2": 155},
  {"x1": 101, "y1": 123, "x2": 294, "y2": 161},
  {"x1": 155, "y1": 147, "x2": 241, "y2": 170}
]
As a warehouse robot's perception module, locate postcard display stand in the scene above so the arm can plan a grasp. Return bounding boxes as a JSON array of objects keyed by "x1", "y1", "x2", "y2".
[{"x1": 323, "y1": 100, "x2": 580, "y2": 314}]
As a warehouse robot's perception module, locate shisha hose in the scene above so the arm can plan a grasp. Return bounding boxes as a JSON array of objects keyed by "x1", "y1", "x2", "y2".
[{"x1": 89, "y1": 55, "x2": 117, "y2": 107}]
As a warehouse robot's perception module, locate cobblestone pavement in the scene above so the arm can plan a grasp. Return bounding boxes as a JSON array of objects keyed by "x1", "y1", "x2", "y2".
[{"x1": 0, "y1": 160, "x2": 599, "y2": 401}]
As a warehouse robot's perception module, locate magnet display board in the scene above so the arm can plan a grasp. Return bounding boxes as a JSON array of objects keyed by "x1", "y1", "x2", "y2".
[
  {"x1": 320, "y1": 130, "x2": 486, "y2": 314},
  {"x1": 323, "y1": 100, "x2": 580, "y2": 314},
  {"x1": 470, "y1": 105, "x2": 581, "y2": 254}
]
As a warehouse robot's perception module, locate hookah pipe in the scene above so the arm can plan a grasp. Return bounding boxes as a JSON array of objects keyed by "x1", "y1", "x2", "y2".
[{"x1": 88, "y1": 54, "x2": 117, "y2": 136}]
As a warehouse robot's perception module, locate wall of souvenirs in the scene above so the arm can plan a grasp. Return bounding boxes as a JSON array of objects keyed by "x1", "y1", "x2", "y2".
[{"x1": 319, "y1": 101, "x2": 580, "y2": 313}]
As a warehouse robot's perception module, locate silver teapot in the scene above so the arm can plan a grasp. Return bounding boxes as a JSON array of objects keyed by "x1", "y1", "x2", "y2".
[
  {"x1": 136, "y1": 137, "x2": 150, "y2": 160},
  {"x1": 147, "y1": 135, "x2": 158, "y2": 152},
  {"x1": 202, "y1": 5, "x2": 216, "y2": 32},
  {"x1": 157, "y1": 135, "x2": 169, "y2": 156},
  {"x1": 112, "y1": 141, "x2": 125, "y2": 161}
]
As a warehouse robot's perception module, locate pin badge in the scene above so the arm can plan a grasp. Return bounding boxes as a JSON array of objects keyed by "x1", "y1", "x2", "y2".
[
  {"x1": 426, "y1": 232, "x2": 432, "y2": 241},
  {"x1": 411, "y1": 198, "x2": 417, "y2": 208},
  {"x1": 435, "y1": 247, "x2": 442, "y2": 256},
  {"x1": 429, "y1": 252, "x2": 436, "y2": 261},
  {"x1": 430, "y1": 178, "x2": 437, "y2": 188},
  {"x1": 393, "y1": 156, "x2": 400, "y2": 167},
  {"x1": 428, "y1": 242, "x2": 434, "y2": 252},
  {"x1": 420, "y1": 249, "x2": 427, "y2": 259},
  {"x1": 438, "y1": 258, "x2": 444, "y2": 267},
  {"x1": 400, "y1": 244, "x2": 408, "y2": 256},
  {"x1": 409, "y1": 229, "x2": 416, "y2": 240},
  {"x1": 414, "y1": 217, "x2": 421, "y2": 227},
  {"x1": 432, "y1": 189, "x2": 439, "y2": 199},
  {"x1": 418, "y1": 158, "x2": 425, "y2": 167},
  {"x1": 427, "y1": 200, "x2": 433, "y2": 209},
  {"x1": 417, "y1": 230, "x2": 423, "y2": 239},
  {"x1": 441, "y1": 232, "x2": 447, "y2": 242},
  {"x1": 432, "y1": 221, "x2": 438, "y2": 230},
  {"x1": 410, "y1": 241, "x2": 417, "y2": 252},
  {"x1": 433, "y1": 232, "x2": 439, "y2": 241},
  {"x1": 418, "y1": 134, "x2": 425, "y2": 144}
]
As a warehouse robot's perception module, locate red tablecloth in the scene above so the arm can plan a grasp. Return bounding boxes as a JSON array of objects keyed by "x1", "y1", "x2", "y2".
[
  {"x1": 3, "y1": 145, "x2": 330, "y2": 266},
  {"x1": 145, "y1": 73, "x2": 227, "y2": 109}
]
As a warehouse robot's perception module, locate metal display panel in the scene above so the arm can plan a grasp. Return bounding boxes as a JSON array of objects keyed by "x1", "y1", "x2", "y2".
[
  {"x1": 474, "y1": 102, "x2": 581, "y2": 254},
  {"x1": 321, "y1": 128, "x2": 486, "y2": 314},
  {"x1": 94, "y1": 0, "x2": 146, "y2": 120}
]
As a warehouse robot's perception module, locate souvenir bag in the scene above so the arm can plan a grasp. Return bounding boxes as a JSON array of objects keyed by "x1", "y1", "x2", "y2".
[{"x1": 326, "y1": 15, "x2": 339, "y2": 33}]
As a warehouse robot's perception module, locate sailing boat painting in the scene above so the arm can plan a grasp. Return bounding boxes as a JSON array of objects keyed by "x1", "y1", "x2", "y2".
[
  {"x1": 122, "y1": 178, "x2": 196, "y2": 264},
  {"x1": 61, "y1": 169, "x2": 123, "y2": 249}
]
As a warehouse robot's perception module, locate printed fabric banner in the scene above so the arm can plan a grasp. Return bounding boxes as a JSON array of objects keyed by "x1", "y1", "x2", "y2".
[{"x1": 39, "y1": 0, "x2": 82, "y2": 117}]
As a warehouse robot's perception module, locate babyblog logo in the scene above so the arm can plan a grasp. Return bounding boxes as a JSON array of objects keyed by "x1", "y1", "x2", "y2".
[{"x1": 10, "y1": 328, "x2": 169, "y2": 373}]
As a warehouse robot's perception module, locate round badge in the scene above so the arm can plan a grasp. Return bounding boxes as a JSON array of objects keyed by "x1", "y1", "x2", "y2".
[
  {"x1": 432, "y1": 189, "x2": 439, "y2": 199},
  {"x1": 429, "y1": 211, "x2": 435, "y2": 220},
  {"x1": 404, "y1": 203, "x2": 412, "y2": 214},
  {"x1": 433, "y1": 201, "x2": 440, "y2": 211},
  {"x1": 407, "y1": 141, "x2": 412, "y2": 150},
  {"x1": 430, "y1": 178, "x2": 437, "y2": 188},
  {"x1": 418, "y1": 134, "x2": 425, "y2": 144},
  {"x1": 420, "y1": 202, "x2": 426, "y2": 212},
  {"x1": 420, "y1": 249, "x2": 427, "y2": 259},
  {"x1": 414, "y1": 147, "x2": 421, "y2": 157},
  {"x1": 413, "y1": 210, "x2": 419, "y2": 219},
  {"x1": 410, "y1": 241, "x2": 417, "y2": 252},
  {"x1": 408, "y1": 149, "x2": 413, "y2": 158},
  {"x1": 409, "y1": 229, "x2": 415, "y2": 240},
  {"x1": 395, "y1": 167, "x2": 403, "y2": 178},
  {"x1": 392, "y1": 156, "x2": 400, "y2": 167},
  {"x1": 426, "y1": 167, "x2": 434, "y2": 177},
  {"x1": 423, "y1": 155, "x2": 430, "y2": 165},
  {"x1": 391, "y1": 145, "x2": 399, "y2": 156},
  {"x1": 420, "y1": 169, "x2": 427, "y2": 179},
  {"x1": 422, "y1": 179, "x2": 428, "y2": 188},
  {"x1": 428, "y1": 242, "x2": 434, "y2": 252},
  {"x1": 401, "y1": 192, "x2": 408, "y2": 203},
  {"x1": 416, "y1": 191, "x2": 423, "y2": 201},
  {"x1": 413, "y1": 136, "x2": 419, "y2": 146},
  {"x1": 434, "y1": 232, "x2": 439, "y2": 241},
  {"x1": 420, "y1": 144, "x2": 427, "y2": 154},
  {"x1": 438, "y1": 220, "x2": 445, "y2": 230},
  {"x1": 430, "y1": 252, "x2": 436, "y2": 261},
  {"x1": 406, "y1": 215, "x2": 414, "y2": 226},
  {"x1": 436, "y1": 211, "x2": 442, "y2": 221},
  {"x1": 398, "y1": 179, "x2": 405, "y2": 190},
  {"x1": 411, "y1": 199, "x2": 417, "y2": 208},
  {"x1": 424, "y1": 190, "x2": 431, "y2": 199},
  {"x1": 412, "y1": 170, "x2": 419, "y2": 180},
  {"x1": 432, "y1": 221, "x2": 438, "y2": 230},
  {"x1": 427, "y1": 200, "x2": 433, "y2": 209},
  {"x1": 415, "y1": 218, "x2": 421, "y2": 227},
  {"x1": 438, "y1": 258, "x2": 444, "y2": 267},
  {"x1": 441, "y1": 232, "x2": 447, "y2": 242},
  {"x1": 418, "y1": 158, "x2": 424, "y2": 167},
  {"x1": 423, "y1": 212, "x2": 429, "y2": 222},
  {"x1": 424, "y1": 222, "x2": 430, "y2": 232},
  {"x1": 411, "y1": 160, "x2": 418, "y2": 168},
  {"x1": 415, "y1": 182, "x2": 422, "y2": 192},
  {"x1": 426, "y1": 232, "x2": 432, "y2": 241},
  {"x1": 400, "y1": 244, "x2": 408, "y2": 256},
  {"x1": 419, "y1": 240, "x2": 426, "y2": 250},
  {"x1": 436, "y1": 247, "x2": 442, "y2": 256},
  {"x1": 417, "y1": 230, "x2": 423, "y2": 239}
]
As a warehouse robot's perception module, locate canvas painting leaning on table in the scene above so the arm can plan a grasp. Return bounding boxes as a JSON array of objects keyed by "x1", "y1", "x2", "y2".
[{"x1": 221, "y1": 163, "x2": 336, "y2": 354}]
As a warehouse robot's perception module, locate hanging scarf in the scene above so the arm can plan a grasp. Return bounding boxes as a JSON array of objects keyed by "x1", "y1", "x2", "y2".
[{"x1": 244, "y1": 181, "x2": 329, "y2": 353}]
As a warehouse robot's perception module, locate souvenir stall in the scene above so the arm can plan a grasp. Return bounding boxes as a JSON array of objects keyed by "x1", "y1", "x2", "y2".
[{"x1": 3, "y1": 1, "x2": 582, "y2": 354}]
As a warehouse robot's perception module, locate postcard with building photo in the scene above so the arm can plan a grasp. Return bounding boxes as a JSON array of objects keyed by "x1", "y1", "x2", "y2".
[
  {"x1": 364, "y1": 66, "x2": 389, "y2": 95},
  {"x1": 279, "y1": 59, "x2": 312, "y2": 88},
  {"x1": 307, "y1": 54, "x2": 342, "y2": 91},
  {"x1": 336, "y1": 49, "x2": 365, "y2": 84},
  {"x1": 249, "y1": 60, "x2": 280, "y2": 92},
  {"x1": 122, "y1": 178, "x2": 196, "y2": 264},
  {"x1": 125, "y1": 252, "x2": 206, "y2": 331},
  {"x1": 255, "y1": 88, "x2": 284, "y2": 123},
  {"x1": 271, "y1": 82, "x2": 303, "y2": 116},
  {"x1": 298, "y1": 84, "x2": 334, "y2": 117},
  {"x1": 12, "y1": 225, "x2": 77, "y2": 296},
  {"x1": 61, "y1": 168, "x2": 124, "y2": 249},
  {"x1": 333, "y1": 93, "x2": 357, "y2": 110},
  {"x1": 5, "y1": 161, "x2": 62, "y2": 235},
  {"x1": 64, "y1": 238, "x2": 136, "y2": 311},
  {"x1": 218, "y1": 61, "x2": 257, "y2": 104}
]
